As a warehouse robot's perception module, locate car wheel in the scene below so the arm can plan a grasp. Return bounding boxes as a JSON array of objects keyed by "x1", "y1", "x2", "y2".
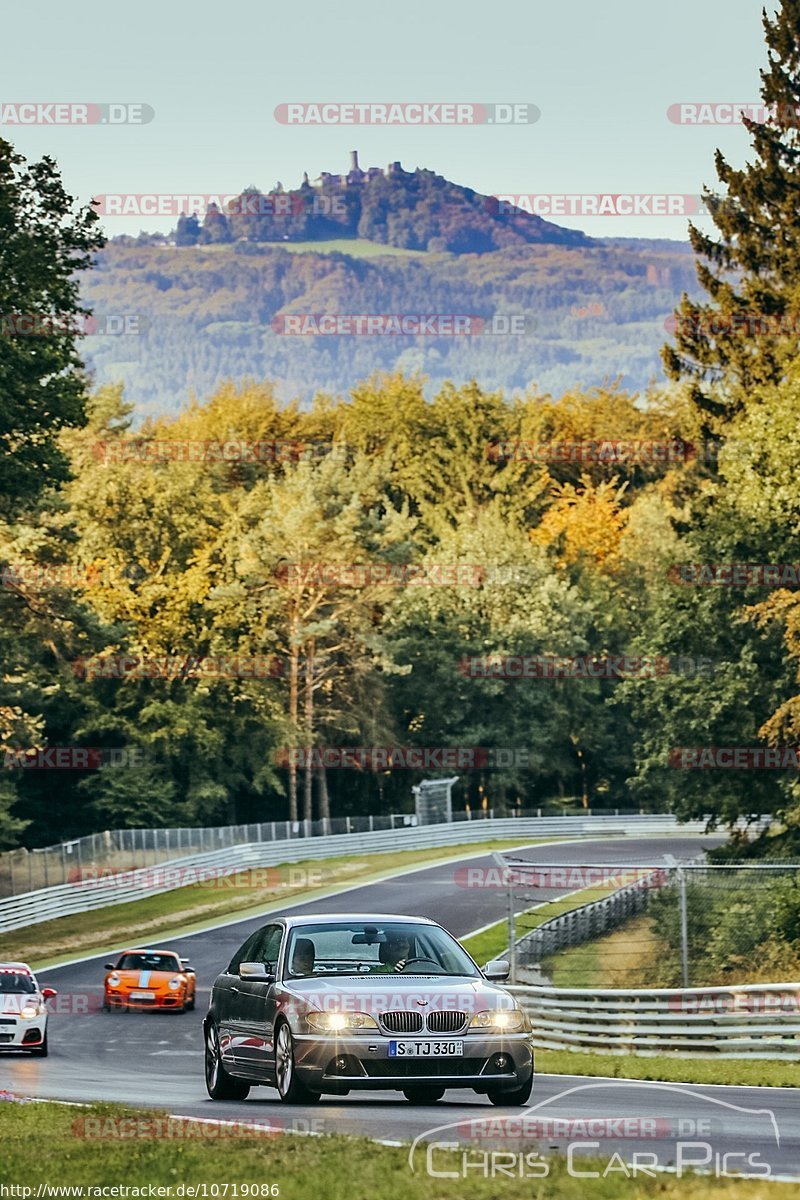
[
  {"x1": 205, "y1": 1022, "x2": 250, "y2": 1100},
  {"x1": 487, "y1": 1073, "x2": 533, "y2": 1106},
  {"x1": 275, "y1": 1022, "x2": 320, "y2": 1104},
  {"x1": 403, "y1": 1086, "x2": 445, "y2": 1104},
  {"x1": 185, "y1": 992, "x2": 195, "y2": 1012},
  {"x1": 29, "y1": 1032, "x2": 48, "y2": 1058}
]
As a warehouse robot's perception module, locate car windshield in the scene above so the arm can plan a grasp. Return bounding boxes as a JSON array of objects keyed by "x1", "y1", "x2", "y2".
[
  {"x1": 116, "y1": 953, "x2": 179, "y2": 971},
  {"x1": 284, "y1": 921, "x2": 480, "y2": 978},
  {"x1": 0, "y1": 970, "x2": 36, "y2": 994}
]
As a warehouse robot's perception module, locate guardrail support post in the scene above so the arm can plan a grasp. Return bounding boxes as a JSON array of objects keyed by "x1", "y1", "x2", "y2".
[{"x1": 678, "y1": 866, "x2": 690, "y2": 988}]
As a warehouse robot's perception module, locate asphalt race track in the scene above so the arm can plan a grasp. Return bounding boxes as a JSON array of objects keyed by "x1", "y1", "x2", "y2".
[{"x1": 2, "y1": 835, "x2": 798, "y2": 1180}]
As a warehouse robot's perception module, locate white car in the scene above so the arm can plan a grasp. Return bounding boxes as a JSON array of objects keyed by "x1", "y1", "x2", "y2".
[{"x1": 0, "y1": 962, "x2": 57, "y2": 1056}]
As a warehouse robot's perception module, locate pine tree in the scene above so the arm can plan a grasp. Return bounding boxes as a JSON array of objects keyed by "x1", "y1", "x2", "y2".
[{"x1": 663, "y1": 0, "x2": 800, "y2": 429}]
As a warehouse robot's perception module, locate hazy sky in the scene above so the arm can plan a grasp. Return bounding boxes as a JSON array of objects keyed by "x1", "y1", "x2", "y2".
[{"x1": 3, "y1": 0, "x2": 770, "y2": 240}]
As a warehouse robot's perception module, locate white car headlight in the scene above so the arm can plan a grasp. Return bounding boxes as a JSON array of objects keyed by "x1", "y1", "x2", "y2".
[
  {"x1": 168, "y1": 977, "x2": 182, "y2": 990},
  {"x1": 306, "y1": 1011, "x2": 379, "y2": 1033},
  {"x1": 469, "y1": 1008, "x2": 528, "y2": 1033},
  {"x1": 107, "y1": 974, "x2": 120, "y2": 988},
  {"x1": 20, "y1": 1004, "x2": 40, "y2": 1020}
]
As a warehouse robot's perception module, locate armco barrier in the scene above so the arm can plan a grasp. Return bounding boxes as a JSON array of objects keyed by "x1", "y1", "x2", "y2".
[
  {"x1": 510, "y1": 982, "x2": 800, "y2": 1059},
  {"x1": 515, "y1": 870, "x2": 665, "y2": 964},
  {"x1": 0, "y1": 814, "x2": 710, "y2": 934}
]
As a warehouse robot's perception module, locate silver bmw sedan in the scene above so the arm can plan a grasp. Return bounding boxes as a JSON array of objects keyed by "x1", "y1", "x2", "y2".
[{"x1": 204, "y1": 913, "x2": 534, "y2": 1106}]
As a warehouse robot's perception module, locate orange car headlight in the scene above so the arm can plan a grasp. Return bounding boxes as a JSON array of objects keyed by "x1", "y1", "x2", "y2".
[
  {"x1": 107, "y1": 973, "x2": 120, "y2": 988},
  {"x1": 168, "y1": 977, "x2": 182, "y2": 991}
]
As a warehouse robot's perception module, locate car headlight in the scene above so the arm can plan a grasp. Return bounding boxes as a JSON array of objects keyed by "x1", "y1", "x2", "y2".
[
  {"x1": 168, "y1": 977, "x2": 182, "y2": 990},
  {"x1": 306, "y1": 1011, "x2": 379, "y2": 1033},
  {"x1": 20, "y1": 1004, "x2": 40, "y2": 1019},
  {"x1": 107, "y1": 974, "x2": 120, "y2": 988},
  {"x1": 469, "y1": 1008, "x2": 528, "y2": 1032}
]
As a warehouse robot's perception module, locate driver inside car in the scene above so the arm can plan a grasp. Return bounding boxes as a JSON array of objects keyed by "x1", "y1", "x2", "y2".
[
  {"x1": 369, "y1": 933, "x2": 411, "y2": 973},
  {"x1": 289, "y1": 937, "x2": 316, "y2": 976}
]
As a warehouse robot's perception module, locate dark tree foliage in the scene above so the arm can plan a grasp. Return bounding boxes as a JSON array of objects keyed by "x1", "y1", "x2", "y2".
[
  {"x1": 663, "y1": 0, "x2": 800, "y2": 427},
  {"x1": 0, "y1": 139, "x2": 104, "y2": 515}
]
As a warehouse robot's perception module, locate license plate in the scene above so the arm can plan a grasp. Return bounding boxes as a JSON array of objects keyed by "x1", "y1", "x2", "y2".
[
  {"x1": 130, "y1": 991, "x2": 155, "y2": 999},
  {"x1": 388, "y1": 1040, "x2": 463, "y2": 1057}
]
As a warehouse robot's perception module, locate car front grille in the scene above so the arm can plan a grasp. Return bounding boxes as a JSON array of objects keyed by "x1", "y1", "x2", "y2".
[
  {"x1": 426, "y1": 1011, "x2": 468, "y2": 1034},
  {"x1": 380, "y1": 1011, "x2": 424, "y2": 1034}
]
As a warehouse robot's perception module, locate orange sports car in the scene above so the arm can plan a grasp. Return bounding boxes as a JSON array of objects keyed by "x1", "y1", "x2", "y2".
[{"x1": 103, "y1": 949, "x2": 196, "y2": 1013}]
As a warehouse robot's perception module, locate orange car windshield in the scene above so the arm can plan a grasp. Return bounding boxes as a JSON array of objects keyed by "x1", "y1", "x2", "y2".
[{"x1": 117, "y1": 953, "x2": 180, "y2": 971}]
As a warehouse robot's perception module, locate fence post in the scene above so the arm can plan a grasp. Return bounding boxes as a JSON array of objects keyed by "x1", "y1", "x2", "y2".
[
  {"x1": 678, "y1": 866, "x2": 690, "y2": 987},
  {"x1": 507, "y1": 872, "x2": 517, "y2": 984}
]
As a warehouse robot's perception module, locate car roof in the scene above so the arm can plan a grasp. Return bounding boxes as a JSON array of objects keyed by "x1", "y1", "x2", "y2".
[
  {"x1": 283, "y1": 914, "x2": 437, "y2": 927},
  {"x1": 117, "y1": 948, "x2": 180, "y2": 955},
  {"x1": 0, "y1": 962, "x2": 34, "y2": 971}
]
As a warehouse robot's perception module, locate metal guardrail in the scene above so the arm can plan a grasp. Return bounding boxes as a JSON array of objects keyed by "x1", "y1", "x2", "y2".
[
  {"x1": 0, "y1": 805, "x2": 621, "y2": 897},
  {"x1": 0, "y1": 814, "x2": 708, "y2": 934},
  {"x1": 514, "y1": 870, "x2": 665, "y2": 965},
  {"x1": 510, "y1": 982, "x2": 800, "y2": 1059}
]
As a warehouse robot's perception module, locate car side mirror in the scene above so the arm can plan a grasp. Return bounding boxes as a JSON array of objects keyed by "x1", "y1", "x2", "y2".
[
  {"x1": 104, "y1": 963, "x2": 115, "y2": 971},
  {"x1": 239, "y1": 961, "x2": 275, "y2": 983},
  {"x1": 41, "y1": 987, "x2": 57, "y2": 1001},
  {"x1": 484, "y1": 959, "x2": 510, "y2": 981}
]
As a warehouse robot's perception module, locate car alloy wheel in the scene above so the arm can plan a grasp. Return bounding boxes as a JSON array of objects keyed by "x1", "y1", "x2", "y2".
[
  {"x1": 204, "y1": 1022, "x2": 250, "y2": 1101},
  {"x1": 275, "y1": 1022, "x2": 320, "y2": 1104}
]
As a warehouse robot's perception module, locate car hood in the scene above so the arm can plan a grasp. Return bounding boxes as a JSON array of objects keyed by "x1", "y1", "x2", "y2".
[
  {"x1": 280, "y1": 975, "x2": 516, "y2": 1016},
  {"x1": 108, "y1": 970, "x2": 180, "y2": 985}
]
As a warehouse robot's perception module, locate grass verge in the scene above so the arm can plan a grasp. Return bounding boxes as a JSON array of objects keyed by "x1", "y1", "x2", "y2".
[
  {"x1": 534, "y1": 1049, "x2": 799, "y2": 1089},
  {"x1": 2, "y1": 1099, "x2": 797, "y2": 1197},
  {"x1": 2, "y1": 838, "x2": 561, "y2": 968},
  {"x1": 541, "y1": 913, "x2": 662, "y2": 987},
  {"x1": 461, "y1": 880, "x2": 633, "y2": 966}
]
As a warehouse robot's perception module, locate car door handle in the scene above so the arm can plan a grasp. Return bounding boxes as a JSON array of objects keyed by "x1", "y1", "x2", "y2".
[{"x1": 230, "y1": 986, "x2": 241, "y2": 994}]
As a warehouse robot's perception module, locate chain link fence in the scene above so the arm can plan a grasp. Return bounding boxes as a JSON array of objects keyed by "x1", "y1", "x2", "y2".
[
  {"x1": 0, "y1": 800, "x2": 625, "y2": 897},
  {"x1": 491, "y1": 854, "x2": 799, "y2": 989}
]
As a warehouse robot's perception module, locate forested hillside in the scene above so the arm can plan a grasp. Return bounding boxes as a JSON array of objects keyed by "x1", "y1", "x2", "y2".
[{"x1": 81, "y1": 238, "x2": 698, "y2": 416}]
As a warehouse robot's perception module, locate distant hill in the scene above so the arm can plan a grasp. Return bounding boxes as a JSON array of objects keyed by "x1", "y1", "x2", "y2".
[
  {"x1": 80, "y1": 154, "x2": 701, "y2": 414},
  {"x1": 81, "y1": 237, "x2": 698, "y2": 416},
  {"x1": 135, "y1": 152, "x2": 591, "y2": 255}
]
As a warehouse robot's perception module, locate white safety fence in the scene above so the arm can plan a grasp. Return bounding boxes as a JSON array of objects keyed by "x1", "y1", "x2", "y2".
[
  {"x1": 511, "y1": 982, "x2": 800, "y2": 1059},
  {"x1": 0, "y1": 814, "x2": 709, "y2": 934}
]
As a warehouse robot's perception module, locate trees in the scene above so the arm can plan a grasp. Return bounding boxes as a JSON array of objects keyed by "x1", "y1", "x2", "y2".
[
  {"x1": 663, "y1": 0, "x2": 800, "y2": 426},
  {"x1": 0, "y1": 138, "x2": 103, "y2": 513}
]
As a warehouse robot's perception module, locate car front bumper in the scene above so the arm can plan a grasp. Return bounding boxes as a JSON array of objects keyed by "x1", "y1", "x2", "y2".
[
  {"x1": 291, "y1": 1031, "x2": 534, "y2": 1092},
  {"x1": 105, "y1": 990, "x2": 186, "y2": 1010},
  {"x1": 0, "y1": 1013, "x2": 47, "y2": 1049}
]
